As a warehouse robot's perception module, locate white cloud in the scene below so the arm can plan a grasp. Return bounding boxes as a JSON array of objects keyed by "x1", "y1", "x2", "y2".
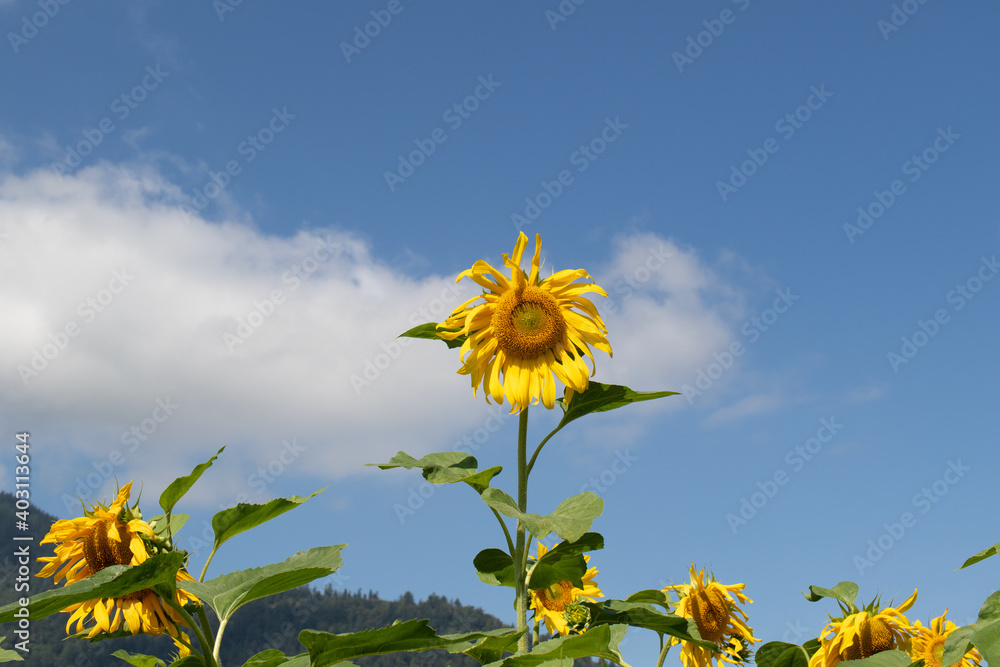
[
  {"x1": 705, "y1": 393, "x2": 786, "y2": 425},
  {"x1": 0, "y1": 162, "x2": 752, "y2": 507}
]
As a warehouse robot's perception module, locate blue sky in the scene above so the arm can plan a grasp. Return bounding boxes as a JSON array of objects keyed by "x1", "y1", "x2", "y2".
[{"x1": 1, "y1": 1, "x2": 999, "y2": 663}]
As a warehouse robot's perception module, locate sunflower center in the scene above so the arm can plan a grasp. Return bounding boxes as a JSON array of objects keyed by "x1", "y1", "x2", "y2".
[
  {"x1": 538, "y1": 581, "x2": 574, "y2": 612},
  {"x1": 690, "y1": 588, "x2": 731, "y2": 643},
  {"x1": 82, "y1": 520, "x2": 133, "y2": 574},
  {"x1": 491, "y1": 286, "x2": 566, "y2": 359},
  {"x1": 841, "y1": 618, "x2": 895, "y2": 661}
]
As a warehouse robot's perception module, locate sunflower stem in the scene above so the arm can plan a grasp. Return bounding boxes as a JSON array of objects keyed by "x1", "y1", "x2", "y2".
[
  {"x1": 491, "y1": 506, "x2": 516, "y2": 556},
  {"x1": 525, "y1": 425, "x2": 559, "y2": 478},
  {"x1": 515, "y1": 406, "x2": 530, "y2": 654},
  {"x1": 199, "y1": 546, "x2": 218, "y2": 583},
  {"x1": 165, "y1": 598, "x2": 217, "y2": 667},
  {"x1": 655, "y1": 633, "x2": 670, "y2": 667},
  {"x1": 213, "y1": 616, "x2": 229, "y2": 665}
]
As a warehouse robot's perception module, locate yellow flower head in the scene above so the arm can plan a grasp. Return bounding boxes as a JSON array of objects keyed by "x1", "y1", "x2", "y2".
[
  {"x1": 438, "y1": 232, "x2": 612, "y2": 413},
  {"x1": 663, "y1": 564, "x2": 759, "y2": 667},
  {"x1": 529, "y1": 542, "x2": 603, "y2": 636},
  {"x1": 910, "y1": 610, "x2": 982, "y2": 667},
  {"x1": 36, "y1": 482, "x2": 198, "y2": 654},
  {"x1": 809, "y1": 590, "x2": 918, "y2": 667}
]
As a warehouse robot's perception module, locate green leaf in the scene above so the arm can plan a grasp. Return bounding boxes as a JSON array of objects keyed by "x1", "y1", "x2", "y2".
[
  {"x1": 803, "y1": 582, "x2": 859, "y2": 608},
  {"x1": 180, "y1": 545, "x2": 344, "y2": 623},
  {"x1": 584, "y1": 600, "x2": 713, "y2": 648},
  {"x1": 966, "y1": 590, "x2": 1000, "y2": 665},
  {"x1": 159, "y1": 446, "x2": 225, "y2": 515},
  {"x1": 474, "y1": 548, "x2": 516, "y2": 588},
  {"x1": 146, "y1": 513, "x2": 189, "y2": 540},
  {"x1": 483, "y1": 624, "x2": 630, "y2": 666},
  {"x1": 300, "y1": 619, "x2": 524, "y2": 667},
  {"x1": 0, "y1": 552, "x2": 185, "y2": 623},
  {"x1": 370, "y1": 451, "x2": 502, "y2": 494},
  {"x1": 959, "y1": 541, "x2": 1000, "y2": 569},
  {"x1": 839, "y1": 650, "x2": 915, "y2": 667},
  {"x1": 529, "y1": 532, "x2": 604, "y2": 590},
  {"x1": 755, "y1": 642, "x2": 812, "y2": 667},
  {"x1": 239, "y1": 649, "x2": 321, "y2": 667},
  {"x1": 454, "y1": 628, "x2": 525, "y2": 664},
  {"x1": 111, "y1": 650, "x2": 167, "y2": 667},
  {"x1": 557, "y1": 383, "x2": 679, "y2": 429},
  {"x1": 942, "y1": 625, "x2": 975, "y2": 667},
  {"x1": 623, "y1": 589, "x2": 671, "y2": 609},
  {"x1": 399, "y1": 322, "x2": 466, "y2": 349},
  {"x1": 211, "y1": 490, "x2": 324, "y2": 555},
  {"x1": 0, "y1": 640, "x2": 23, "y2": 662},
  {"x1": 482, "y1": 489, "x2": 603, "y2": 543}
]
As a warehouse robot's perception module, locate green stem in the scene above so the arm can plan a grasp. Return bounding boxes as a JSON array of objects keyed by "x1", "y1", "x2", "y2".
[
  {"x1": 655, "y1": 634, "x2": 671, "y2": 667},
  {"x1": 196, "y1": 605, "x2": 215, "y2": 654},
  {"x1": 525, "y1": 425, "x2": 560, "y2": 478},
  {"x1": 213, "y1": 617, "x2": 229, "y2": 665},
  {"x1": 491, "y1": 506, "x2": 516, "y2": 556},
  {"x1": 199, "y1": 546, "x2": 218, "y2": 583},
  {"x1": 165, "y1": 598, "x2": 217, "y2": 667},
  {"x1": 514, "y1": 407, "x2": 530, "y2": 653}
]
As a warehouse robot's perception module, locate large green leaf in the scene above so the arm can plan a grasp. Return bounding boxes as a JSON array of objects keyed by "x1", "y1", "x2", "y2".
[
  {"x1": 623, "y1": 589, "x2": 671, "y2": 609},
  {"x1": 556, "y1": 383, "x2": 679, "y2": 429},
  {"x1": 967, "y1": 590, "x2": 1000, "y2": 666},
  {"x1": 0, "y1": 641, "x2": 22, "y2": 662},
  {"x1": 399, "y1": 322, "x2": 466, "y2": 349},
  {"x1": 528, "y1": 532, "x2": 604, "y2": 590},
  {"x1": 482, "y1": 489, "x2": 603, "y2": 543},
  {"x1": 803, "y1": 582, "x2": 859, "y2": 608},
  {"x1": 159, "y1": 446, "x2": 225, "y2": 514},
  {"x1": 755, "y1": 642, "x2": 812, "y2": 667},
  {"x1": 371, "y1": 451, "x2": 501, "y2": 494},
  {"x1": 941, "y1": 625, "x2": 975, "y2": 667},
  {"x1": 145, "y1": 513, "x2": 189, "y2": 542},
  {"x1": 210, "y1": 490, "x2": 324, "y2": 555},
  {"x1": 839, "y1": 651, "x2": 916, "y2": 667},
  {"x1": 111, "y1": 650, "x2": 167, "y2": 667},
  {"x1": 0, "y1": 552, "x2": 185, "y2": 623},
  {"x1": 240, "y1": 649, "x2": 321, "y2": 666},
  {"x1": 584, "y1": 599, "x2": 714, "y2": 648},
  {"x1": 482, "y1": 623, "x2": 630, "y2": 666},
  {"x1": 959, "y1": 541, "x2": 1000, "y2": 569},
  {"x1": 474, "y1": 548, "x2": 516, "y2": 588},
  {"x1": 300, "y1": 619, "x2": 524, "y2": 667},
  {"x1": 454, "y1": 628, "x2": 525, "y2": 664},
  {"x1": 180, "y1": 545, "x2": 344, "y2": 623}
]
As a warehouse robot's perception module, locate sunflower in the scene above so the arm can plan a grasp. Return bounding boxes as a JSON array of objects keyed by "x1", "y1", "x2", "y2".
[
  {"x1": 662, "y1": 564, "x2": 759, "y2": 667},
  {"x1": 809, "y1": 590, "x2": 918, "y2": 667},
  {"x1": 36, "y1": 482, "x2": 198, "y2": 653},
  {"x1": 529, "y1": 542, "x2": 603, "y2": 636},
  {"x1": 438, "y1": 232, "x2": 612, "y2": 413},
  {"x1": 910, "y1": 610, "x2": 982, "y2": 667}
]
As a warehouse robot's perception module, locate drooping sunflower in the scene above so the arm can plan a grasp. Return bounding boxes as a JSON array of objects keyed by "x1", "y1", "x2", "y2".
[
  {"x1": 662, "y1": 564, "x2": 759, "y2": 667},
  {"x1": 438, "y1": 232, "x2": 612, "y2": 413},
  {"x1": 809, "y1": 590, "x2": 918, "y2": 667},
  {"x1": 909, "y1": 610, "x2": 982, "y2": 667},
  {"x1": 36, "y1": 482, "x2": 198, "y2": 653},
  {"x1": 529, "y1": 542, "x2": 603, "y2": 636}
]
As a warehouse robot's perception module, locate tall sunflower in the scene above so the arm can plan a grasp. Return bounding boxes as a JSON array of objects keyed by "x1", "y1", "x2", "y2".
[
  {"x1": 909, "y1": 610, "x2": 982, "y2": 667},
  {"x1": 438, "y1": 232, "x2": 612, "y2": 413},
  {"x1": 809, "y1": 590, "x2": 918, "y2": 667},
  {"x1": 662, "y1": 564, "x2": 759, "y2": 667},
  {"x1": 36, "y1": 482, "x2": 198, "y2": 653},
  {"x1": 529, "y1": 542, "x2": 603, "y2": 636}
]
